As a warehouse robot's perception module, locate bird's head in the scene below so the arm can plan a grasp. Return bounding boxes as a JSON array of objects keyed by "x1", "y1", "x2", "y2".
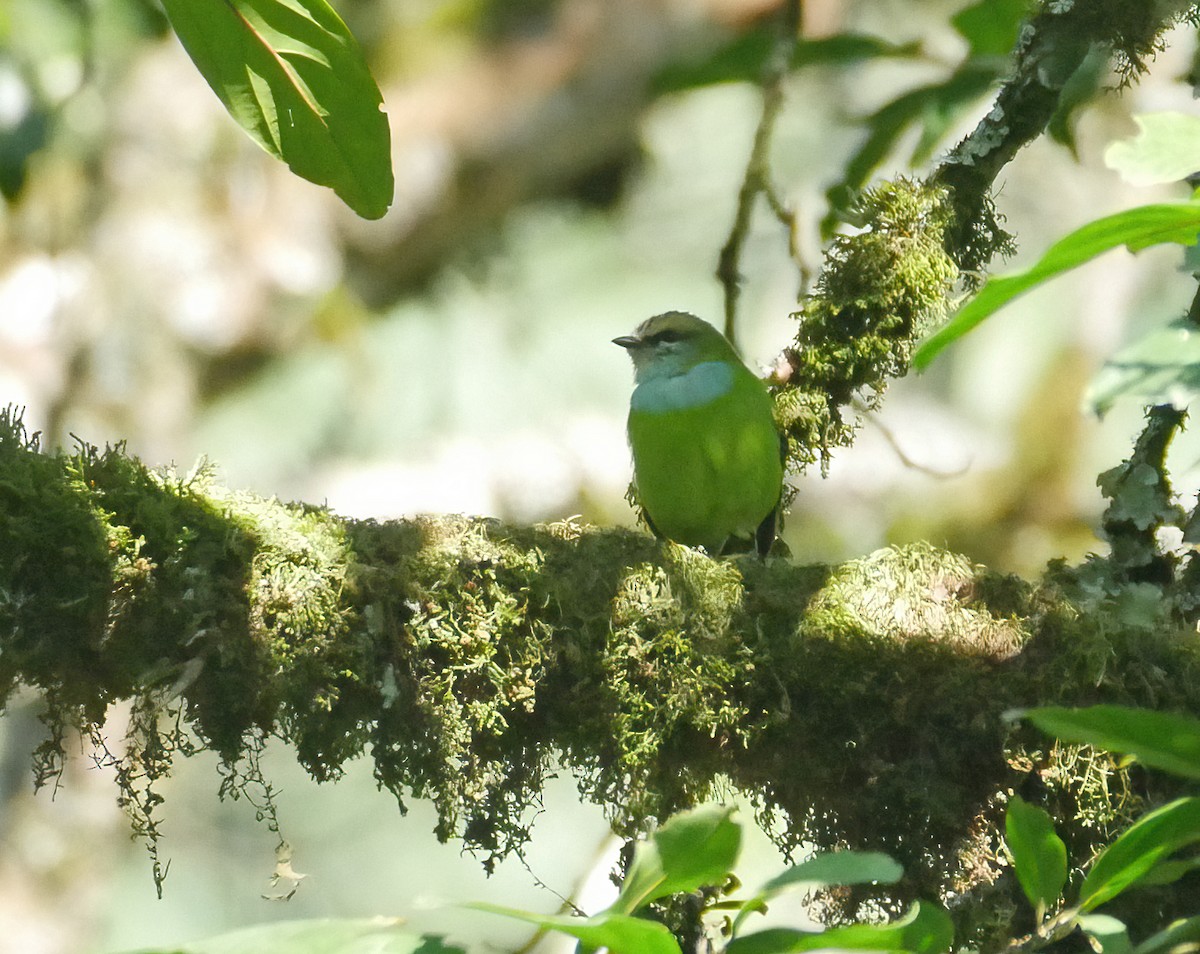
[{"x1": 613, "y1": 311, "x2": 737, "y2": 383}]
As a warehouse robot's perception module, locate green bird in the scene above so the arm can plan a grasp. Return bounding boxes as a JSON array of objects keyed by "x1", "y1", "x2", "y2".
[{"x1": 614, "y1": 311, "x2": 784, "y2": 557}]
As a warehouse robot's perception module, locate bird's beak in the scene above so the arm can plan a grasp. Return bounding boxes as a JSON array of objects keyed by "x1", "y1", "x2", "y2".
[{"x1": 612, "y1": 335, "x2": 641, "y2": 349}]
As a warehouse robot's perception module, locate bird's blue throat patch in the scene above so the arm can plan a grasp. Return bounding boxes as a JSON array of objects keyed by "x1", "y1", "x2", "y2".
[{"x1": 631, "y1": 360, "x2": 735, "y2": 413}]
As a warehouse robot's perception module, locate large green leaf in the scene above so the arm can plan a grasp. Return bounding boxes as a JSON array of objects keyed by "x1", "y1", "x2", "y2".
[
  {"x1": 120, "y1": 918, "x2": 463, "y2": 954},
  {"x1": 1105, "y1": 113, "x2": 1200, "y2": 186},
  {"x1": 1084, "y1": 318, "x2": 1200, "y2": 417},
  {"x1": 760, "y1": 851, "x2": 903, "y2": 894},
  {"x1": 727, "y1": 900, "x2": 954, "y2": 954},
  {"x1": 1078, "y1": 797, "x2": 1200, "y2": 910},
  {"x1": 1022, "y1": 705, "x2": 1200, "y2": 779},
  {"x1": 913, "y1": 199, "x2": 1200, "y2": 369},
  {"x1": 469, "y1": 905, "x2": 680, "y2": 954},
  {"x1": 1005, "y1": 795, "x2": 1067, "y2": 911},
  {"x1": 732, "y1": 851, "x2": 904, "y2": 936},
  {"x1": 160, "y1": 0, "x2": 392, "y2": 219},
  {"x1": 615, "y1": 803, "x2": 741, "y2": 914},
  {"x1": 1132, "y1": 855, "x2": 1200, "y2": 886}
]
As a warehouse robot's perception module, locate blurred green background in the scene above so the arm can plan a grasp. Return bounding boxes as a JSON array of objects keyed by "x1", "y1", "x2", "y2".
[{"x1": 0, "y1": 0, "x2": 1197, "y2": 950}]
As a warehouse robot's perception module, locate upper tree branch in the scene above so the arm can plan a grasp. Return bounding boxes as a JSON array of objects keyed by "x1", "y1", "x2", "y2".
[
  {"x1": 937, "y1": 0, "x2": 1200, "y2": 270},
  {"x1": 771, "y1": 0, "x2": 1198, "y2": 474}
]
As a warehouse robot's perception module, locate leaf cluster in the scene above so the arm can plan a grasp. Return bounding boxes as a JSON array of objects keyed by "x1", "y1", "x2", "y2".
[
  {"x1": 1002, "y1": 706, "x2": 1200, "y2": 954},
  {"x1": 158, "y1": 0, "x2": 392, "y2": 217}
]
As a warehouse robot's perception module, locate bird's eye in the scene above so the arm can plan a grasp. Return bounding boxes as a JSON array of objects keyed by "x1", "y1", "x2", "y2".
[{"x1": 650, "y1": 329, "x2": 684, "y2": 345}]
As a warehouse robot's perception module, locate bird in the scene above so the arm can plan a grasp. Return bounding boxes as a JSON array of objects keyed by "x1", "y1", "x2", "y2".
[{"x1": 613, "y1": 311, "x2": 784, "y2": 557}]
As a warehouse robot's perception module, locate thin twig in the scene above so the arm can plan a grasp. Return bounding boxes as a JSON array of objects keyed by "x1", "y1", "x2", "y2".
[
  {"x1": 717, "y1": 0, "x2": 802, "y2": 351},
  {"x1": 851, "y1": 397, "x2": 970, "y2": 479}
]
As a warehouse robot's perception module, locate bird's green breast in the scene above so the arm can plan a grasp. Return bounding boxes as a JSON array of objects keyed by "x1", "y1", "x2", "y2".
[{"x1": 627, "y1": 362, "x2": 782, "y2": 551}]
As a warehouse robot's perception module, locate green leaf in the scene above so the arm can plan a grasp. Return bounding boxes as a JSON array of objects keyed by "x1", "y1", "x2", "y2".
[
  {"x1": 1133, "y1": 854, "x2": 1200, "y2": 886},
  {"x1": 951, "y1": 0, "x2": 1029, "y2": 58},
  {"x1": 474, "y1": 807, "x2": 734, "y2": 954},
  {"x1": 1078, "y1": 914, "x2": 1133, "y2": 954},
  {"x1": 1105, "y1": 113, "x2": 1200, "y2": 186},
  {"x1": 615, "y1": 804, "x2": 741, "y2": 914},
  {"x1": 728, "y1": 900, "x2": 953, "y2": 954},
  {"x1": 652, "y1": 28, "x2": 774, "y2": 92},
  {"x1": 1005, "y1": 795, "x2": 1067, "y2": 910},
  {"x1": 160, "y1": 0, "x2": 392, "y2": 219},
  {"x1": 1079, "y1": 797, "x2": 1200, "y2": 910},
  {"x1": 732, "y1": 851, "x2": 904, "y2": 937},
  {"x1": 469, "y1": 904, "x2": 680, "y2": 954},
  {"x1": 913, "y1": 199, "x2": 1200, "y2": 369},
  {"x1": 1022, "y1": 705, "x2": 1200, "y2": 779},
  {"x1": 1084, "y1": 318, "x2": 1200, "y2": 418},
  {"x1": 761, "y1": 851, "x2": 904, "y2": 894},
  {"x1": 1133, "y1": 915, "x2": 1200, "y2": 954},
  {"x1": 119, "y1": 918, "x2": 463, "y2": 954},
  {"x1": 792, "y1": 35, "x2": 923, "y2": 68}
]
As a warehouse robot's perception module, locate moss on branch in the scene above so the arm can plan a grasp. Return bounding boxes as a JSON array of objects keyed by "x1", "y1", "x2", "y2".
[
  {"x1": 776, "y1": 178, "x2": 960, "y2": 472},
  {"x1": 774, "y1": 0, "x2": 1199, "y2": 475},
  {"x1": 4, "y1": 408, "x2": 1200, "y2": 938}
]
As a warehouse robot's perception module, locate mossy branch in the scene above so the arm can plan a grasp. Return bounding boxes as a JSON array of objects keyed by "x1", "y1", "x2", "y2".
[
  {"x1": 3, "y1": 409, "x2": 1200, "y2": 939},
  {"x1": 938, "y1": 0, "x2": 1200, "y2": 266},
  {"x1": 772, "y1": 0, "x2": 1199, "y2": 474}
]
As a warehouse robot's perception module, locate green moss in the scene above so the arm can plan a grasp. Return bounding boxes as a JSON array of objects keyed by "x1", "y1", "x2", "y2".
[
  {"x1": 0, "y1": 410, "x2": 379, "y2": 893},
  {"x1": 352, "y1": 516, "x2": 558, "y2": 864},
  {"x1": 726, "y1": 546, "x2": 1032, "y2": 901},
  {"x1": 596, "y1": 547, "x2": 762, "y2": 823},
  {"x1": 799, "y1": 543, "x2": 1027, "y2": 657},
  {"x1": 780, "y1": 180, "x2": 959, "y2": 471}
]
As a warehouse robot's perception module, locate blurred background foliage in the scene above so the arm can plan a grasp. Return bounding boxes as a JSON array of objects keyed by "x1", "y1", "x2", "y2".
[{"x1": 0, "y1": 0, "x2": 1198, "y2": 951}]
